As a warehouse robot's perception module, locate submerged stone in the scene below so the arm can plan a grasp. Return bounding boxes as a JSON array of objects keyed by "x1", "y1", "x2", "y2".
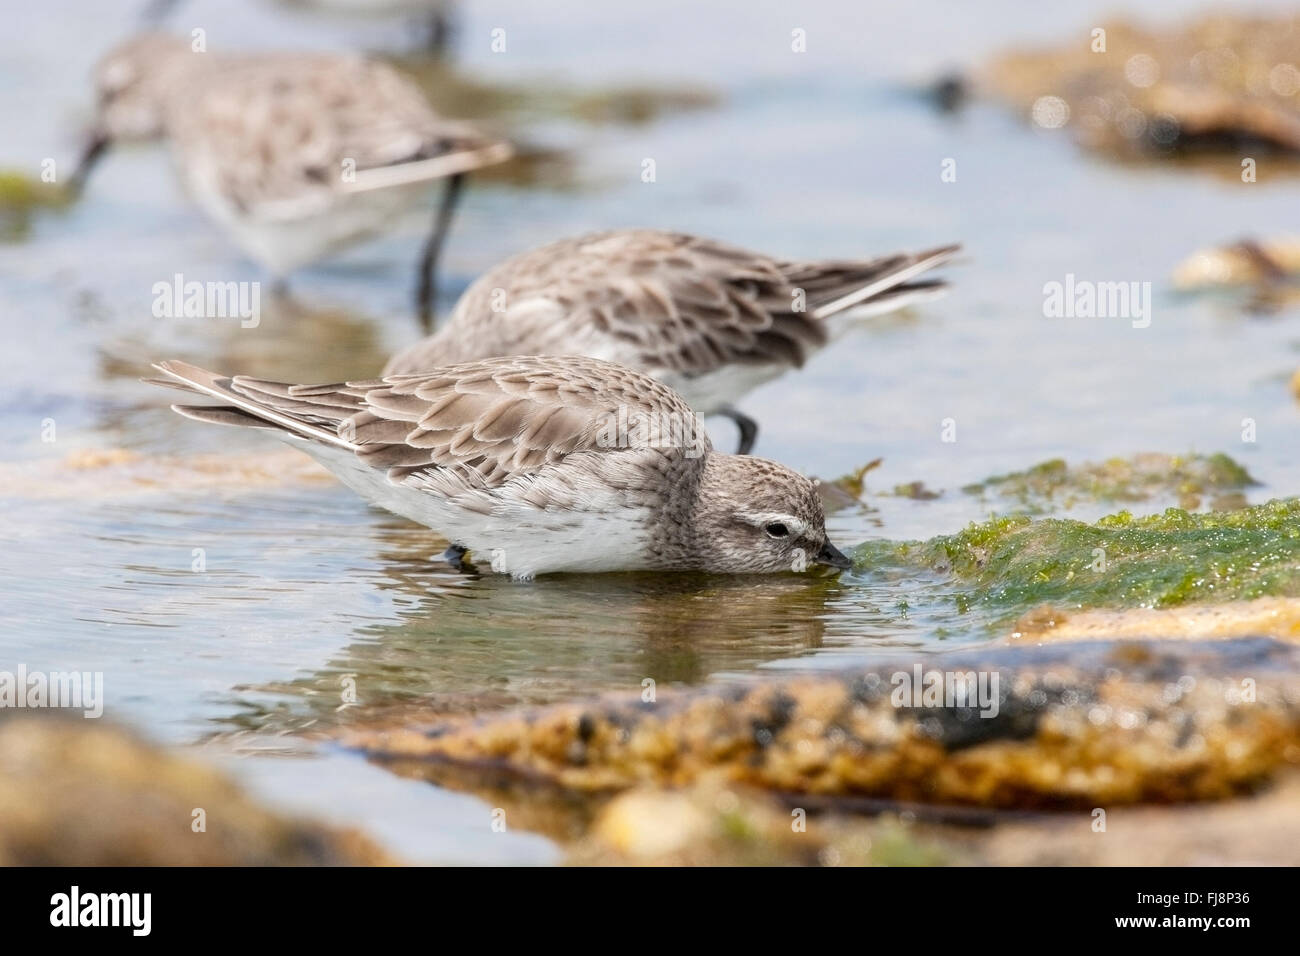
[
  {"x1": 0, "y1": 714, "x2": 392, "y2": 865},
  {"x1": 348, "y1": 639, "x2": 1300, "y2": 810}
]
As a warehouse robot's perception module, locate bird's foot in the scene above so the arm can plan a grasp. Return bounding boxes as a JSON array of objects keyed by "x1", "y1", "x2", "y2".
[{"x1": 440, "y1": 544, "x2": 478, "y2": 574}]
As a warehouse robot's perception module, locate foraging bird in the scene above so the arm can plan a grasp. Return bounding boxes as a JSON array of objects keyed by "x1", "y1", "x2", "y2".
[
  {"x1": 72, "y1": 32, "x2": 511, "y2": 324},
  {"x1": 384, "y1": 230, "x2": 959, "y2": 452},
  {"x1": 147, "y1": 355, "x2": 853, "y2": 580}
]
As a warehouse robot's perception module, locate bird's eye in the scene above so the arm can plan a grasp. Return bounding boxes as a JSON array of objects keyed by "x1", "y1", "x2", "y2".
[{"x1": 764, "y1": 522, "x2": 789, "y2": 539}]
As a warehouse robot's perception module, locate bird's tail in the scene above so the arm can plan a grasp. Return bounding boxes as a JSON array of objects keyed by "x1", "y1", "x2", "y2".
[
  {"x1": 781, "y1": 243, "x2": 961, "y2": 322},
  {"x1": 145, "y1": 359, "x2": 361, "y2": 450},
  {"x1": 341, "y1": 138, "x2": 514, "y2": 194}
]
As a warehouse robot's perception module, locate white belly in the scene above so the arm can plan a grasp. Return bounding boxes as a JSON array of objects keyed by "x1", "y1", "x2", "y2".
[
  {"x1": 177, "y1": 153, "x2": 430, "y2": 275},
  {"x1": 275, "y1": 0, "x2": 447, "y2": 17},
  {"x1": 660, "y1": 361, "x2": 789, "y2": 416},
  {"x1": 296, "y1": 441, "x2": 657, "y2": 580}
]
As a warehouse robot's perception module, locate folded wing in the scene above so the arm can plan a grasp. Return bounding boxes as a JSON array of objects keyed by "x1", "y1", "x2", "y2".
[
  {"x1": 167, "y1": 54, "x2": 510, "y2": 217},
  {"x1": 149, "y1": 355, "x2": 706, "y2": 491}
]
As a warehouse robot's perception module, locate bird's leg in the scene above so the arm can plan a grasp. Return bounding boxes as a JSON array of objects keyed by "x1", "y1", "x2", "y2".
[
  {"x1": 718, "y1": 406, "x2": 759, "y2": 455},
  {"x1": 440, "y1": 544, "x2": 477, "y2": 574},
  {"x1": 138, "y1": 0, "x2": 181, "y2": 25},
  {"x1": 416, "y1": 171, "x2": 465, "y2": 334},
  {"x1": 427, "y1": 6, "x2": 453, "y2": 56},
  {"x1": 266, "y1": 278, "x2": 297, "y2": 320}
]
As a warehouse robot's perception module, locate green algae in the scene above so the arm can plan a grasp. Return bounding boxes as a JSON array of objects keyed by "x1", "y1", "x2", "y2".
[
  {"x1": 855, "y1": 498, "x2": 1300, "y2": 622},
  {"x1": 0, "y1": 169, "x2": 73, "y2": 242},
  {"x1": 962, "y1": 452, "x2": 1257, "y2": 514},
  {"x1": 886, "y1": 481, "x2": 942, "y2": 500},
  {"x1": 865, "y1": 822, "x2": 955, "y2": 867},
  {"x1": 0, "y1": 170, "x2": 70, "y2": 207},
  {"x1": 826, "y1": 452, "x2": 1256, "y2": 514},
  {"x1": 823, "y1": 458, "x2": 881, "y2": 497}
]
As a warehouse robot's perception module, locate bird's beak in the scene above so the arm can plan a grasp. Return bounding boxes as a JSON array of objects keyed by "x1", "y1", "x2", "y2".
[
  {"x1": 67, "y1": 126, "x2": 111, "y2": 197},
  {"x1": 814, "y1": 539, "x2": 852, "y2": 571}
]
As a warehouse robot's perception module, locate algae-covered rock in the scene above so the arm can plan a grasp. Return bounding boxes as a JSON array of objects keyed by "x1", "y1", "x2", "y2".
[
  {"x1": 0, "y1": 169, "x2": 73, "y2": 241},
  {"x1": 826, "y1": 452, "x2": 1254, "y2": 515},
  {"x1": 569, "y1": 782, "x2": 954, "y2": 866},
  {"x1": 0, "y1": 715, "x2": 393, "y2": 865},
  {"x1": 351, "y1": 639, "x2": 1300, "y2": 810},
  {"x1": 984, "y1": 14, "x2": 1300, "y2": 162},
  {"x1": 961, "y1": 453, "x2": 1256, "y2": 514},
  {"x1": 570, "y1": 772, "x2": 1300, "y2": 865},
  {"x1": 862, "y1": 497, "x2": 1300, "y2": 614},
  {"x1": 884, "y1": 481, "x2": 942, "y2": 501}
]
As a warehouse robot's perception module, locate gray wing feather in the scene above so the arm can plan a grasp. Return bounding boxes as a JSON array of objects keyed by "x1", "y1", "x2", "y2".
[
  {"x1": 148, "y1": 355, "x2": 706, "y2": 492},
  {"x1": 387, "y1": 231, "x2": 960, "y2": 377}
]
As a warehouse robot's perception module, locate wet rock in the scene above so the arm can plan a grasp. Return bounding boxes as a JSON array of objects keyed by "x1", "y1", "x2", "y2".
[
  {"x1": 1173, "y1": 236, "x2": 1300, "y2": 291},
  {"x1": 570, "y1": 782, "x2": 953, "y2": 866},
  {"x1": 1173, "y1": 237, "x2": 1300, "y2": 314},
  {"x1": 1009, "y1": 597, "x2": 1300, "y2": 645},
  {"x1": 983, "y1": 15, "x2": 1300, "y2": 161},
  {"x1": 960, "y1": 452, "x2": 1256, "y2": 514},
  {"x1": 570, "y1": 773, "x2": 1300, "y2": 865},
  {"x1": 0, "y1": 715, "x2": 393, "y2": 865},
  {"x1": 349, "y1": 638, "x2": 1300, "y2": 810},
  {"x1": 965, "y1": 772, "x2": 1300, "y2": 865}
]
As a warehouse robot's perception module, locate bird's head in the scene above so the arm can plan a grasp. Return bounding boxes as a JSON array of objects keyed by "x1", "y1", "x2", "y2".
[
  {"x1": 690, "y1": 454, "x2": 851, "y2": 574},
  {"x1": 71, "y1": 33, "x2": 197, "y2": 192}
]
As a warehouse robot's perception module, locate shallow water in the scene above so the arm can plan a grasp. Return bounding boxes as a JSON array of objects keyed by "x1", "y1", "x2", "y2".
[{"x1": 3, "y1": 0, "x2": 1300, "y2": 862}]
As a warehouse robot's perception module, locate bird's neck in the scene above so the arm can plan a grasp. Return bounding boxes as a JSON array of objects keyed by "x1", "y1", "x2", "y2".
[{"x1": 681, "y1": 454, "x2": 740, "y2": 543}]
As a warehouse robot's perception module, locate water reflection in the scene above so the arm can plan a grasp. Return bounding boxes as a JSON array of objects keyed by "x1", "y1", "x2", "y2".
[{"x1": 217, "y1": 520, "x2": 846, "y2": 740}]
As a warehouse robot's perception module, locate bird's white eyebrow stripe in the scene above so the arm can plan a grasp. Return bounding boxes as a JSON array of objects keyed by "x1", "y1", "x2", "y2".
[{"x1": 736, "y1": 511, "x2": 807, "y2": 535}]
